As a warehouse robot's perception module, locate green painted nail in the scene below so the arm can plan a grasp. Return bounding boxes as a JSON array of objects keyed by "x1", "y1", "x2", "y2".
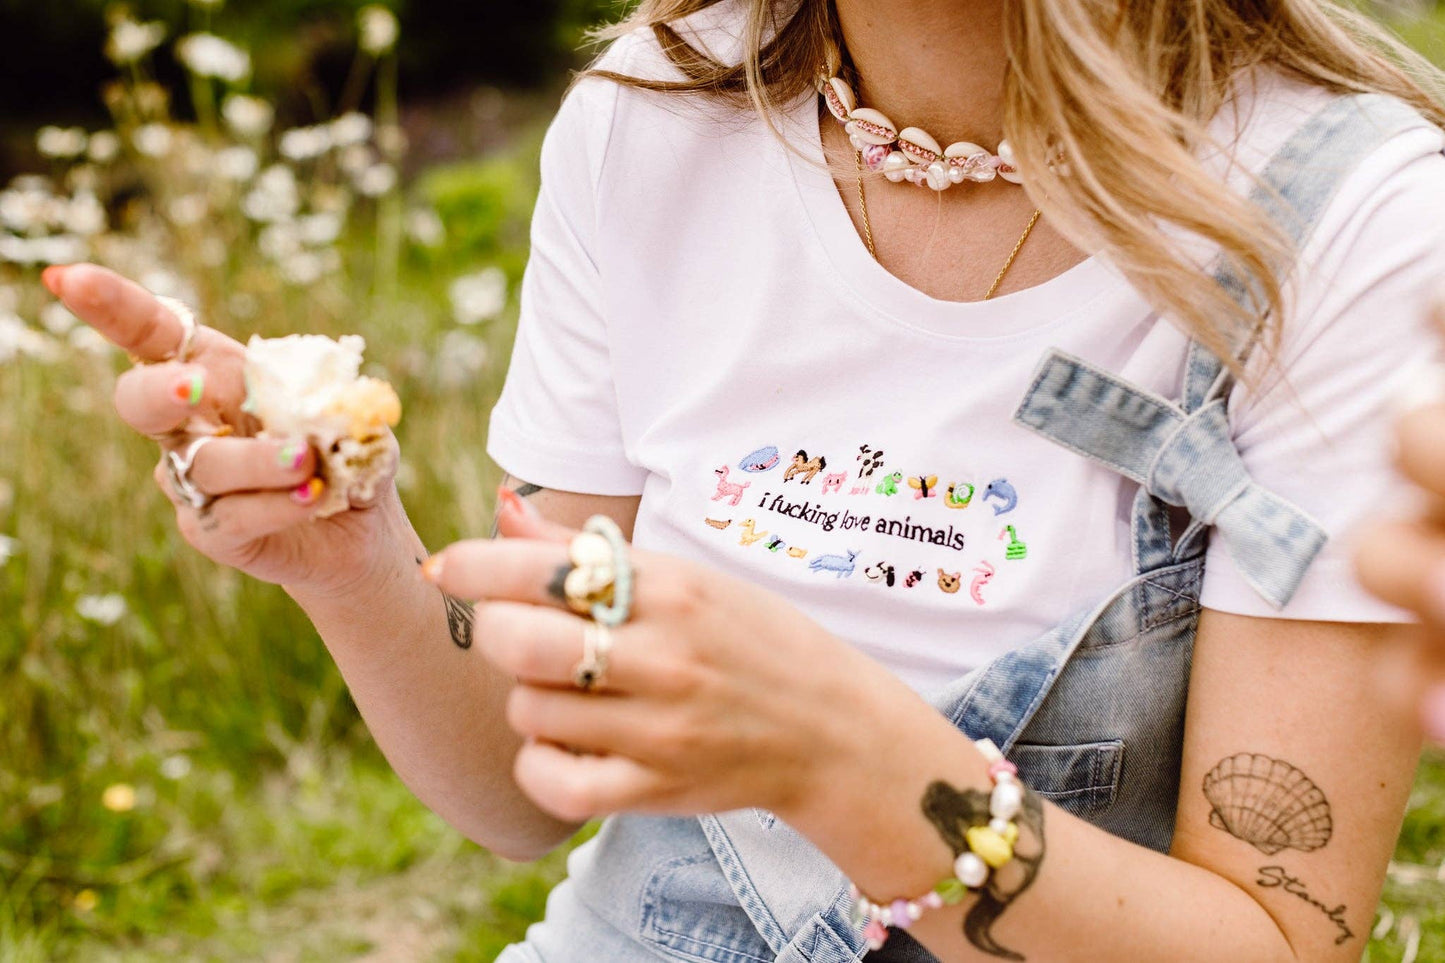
[{"x1": 278, "y1": 444, "x2": 302, "y2": 470}]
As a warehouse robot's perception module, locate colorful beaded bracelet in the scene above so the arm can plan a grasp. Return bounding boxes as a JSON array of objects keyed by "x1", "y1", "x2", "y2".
[{"x1": 847, "y1": 739, "x2": 1026, "y2": 951}]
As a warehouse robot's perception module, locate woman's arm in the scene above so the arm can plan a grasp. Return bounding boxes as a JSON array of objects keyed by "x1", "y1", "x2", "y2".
[
  {"x1": 792, "y1": 610, "x2": 1419, "y2": 962},
  {"x1": 284, "y1": 477, "x2": 638, "y2": 862}
]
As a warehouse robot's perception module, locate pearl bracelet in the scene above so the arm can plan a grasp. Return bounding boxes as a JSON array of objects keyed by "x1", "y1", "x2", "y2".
[{"x1": 847, "y1": 739, "x2": 1026, "y2": 951}]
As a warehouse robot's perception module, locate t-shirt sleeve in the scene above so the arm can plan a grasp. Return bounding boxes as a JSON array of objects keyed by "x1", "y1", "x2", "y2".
[
  {"x1": 485, "y1": 58, "x2": 649, "y2": 496},
  {"x1": 1199, "y1": 124, "x2": 1445, "y2": 622}
]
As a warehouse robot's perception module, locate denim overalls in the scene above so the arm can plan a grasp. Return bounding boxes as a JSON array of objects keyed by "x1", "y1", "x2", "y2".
[{"x1": 499, "y1": 93, "x2": 1432, "y2": 963}]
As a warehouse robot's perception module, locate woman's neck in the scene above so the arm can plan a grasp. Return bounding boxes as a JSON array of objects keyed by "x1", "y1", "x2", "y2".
[{"x1": 833, "y1": 0, "x2": 1009, "y2": 147}]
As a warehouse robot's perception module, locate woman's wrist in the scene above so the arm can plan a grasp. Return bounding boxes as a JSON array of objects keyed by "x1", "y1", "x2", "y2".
[{"x1": 284, "y1": 485, "x2": 421, "y2": 608}]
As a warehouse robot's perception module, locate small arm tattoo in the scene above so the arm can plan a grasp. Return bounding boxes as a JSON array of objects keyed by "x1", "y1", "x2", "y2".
[
  {"x1": 1256, "y1": 865, "x2": 1354, "y2": 945},
  {"x1": 417, "y1": 557, "x2": 474, "y2": 650},
  {"x1": 1202, "y1": 752, "x2": 1332, "y2": 855},
  {"x1": 921, "y1": 778, "x2": 1046, "y2": 960},
  {"x1": 491, "y1": 477, "x2": 546, "y2": 538}
]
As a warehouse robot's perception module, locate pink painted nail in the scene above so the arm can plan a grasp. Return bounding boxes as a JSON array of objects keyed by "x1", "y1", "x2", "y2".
[
  {"x1": 292, "y1": 477, "x2": 324, "y2": 505},
  {"x1": 278, "y1": 442, "x2": 307, "y2": 472}
]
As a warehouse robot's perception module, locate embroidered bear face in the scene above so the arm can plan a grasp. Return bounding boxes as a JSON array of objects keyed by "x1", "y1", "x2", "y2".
[{"x1": 938, "y1": 569, "x2": 962, "y2": 594}]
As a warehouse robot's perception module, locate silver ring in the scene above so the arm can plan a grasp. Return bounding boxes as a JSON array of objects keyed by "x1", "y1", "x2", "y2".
[
  {"x1": 157, "y1": 297, "x2": 198, "y2": 363},
  {"x1": 165, "y1": 435, "x2": 217, "y2": 511},
  {"x1": 573, "y1": 623, "x2": 614, "y2": 692}
]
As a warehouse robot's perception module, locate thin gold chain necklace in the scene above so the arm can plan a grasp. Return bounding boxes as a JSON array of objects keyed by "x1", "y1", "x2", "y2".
[{"x1": 854, "y1": 150, "x2": 1043, "y2": 301}]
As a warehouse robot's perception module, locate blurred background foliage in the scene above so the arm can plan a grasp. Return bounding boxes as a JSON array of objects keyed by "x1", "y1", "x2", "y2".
[{"x1": 1, "y1": 1, "x2": 1444, "y2": 961}]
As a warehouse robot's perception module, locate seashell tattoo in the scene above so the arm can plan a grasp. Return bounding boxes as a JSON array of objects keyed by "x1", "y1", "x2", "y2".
[{"x1": 1202, "y1": 753, "x2": 1333, "y2": 855}]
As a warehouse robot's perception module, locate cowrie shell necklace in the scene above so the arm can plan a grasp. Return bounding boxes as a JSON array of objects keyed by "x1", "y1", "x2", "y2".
[{"x1": 820, "y1": 75, "x2": 1024, "y2": 191}]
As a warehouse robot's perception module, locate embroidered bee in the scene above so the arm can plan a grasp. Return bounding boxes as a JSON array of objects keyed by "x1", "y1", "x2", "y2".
[
  {"x1": 908, "y1": 474, "x2": 940, "y2": 500},
  {"x1": 904, "y1": 569, "x2": 925, "y2": 588}
]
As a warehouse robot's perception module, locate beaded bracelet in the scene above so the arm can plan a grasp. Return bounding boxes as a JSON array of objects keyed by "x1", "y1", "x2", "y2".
[{"x1": 847, "y1": 739, "x2": 1026, "y2": 951}]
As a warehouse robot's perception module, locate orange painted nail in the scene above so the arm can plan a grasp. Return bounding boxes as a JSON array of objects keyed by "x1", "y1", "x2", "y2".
[
  {"x1": 497, "y1": 485, "x2": 524, "y2": 516},
  {"x1": 41, "y1": 266, "x2": 63, "y2": 295},
  {"x1": 292, "y1": 477, "x2": 324, "y2": 505},
  {"x1": 421, "y1": 555, "x2": 444, "y2": 582},
  {"x1": 173, "y1": 372, "x2": 204, "y2": 407}
]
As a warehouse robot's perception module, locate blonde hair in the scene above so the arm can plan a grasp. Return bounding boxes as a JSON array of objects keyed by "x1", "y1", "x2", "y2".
[{"x1": 587, "y1": 0, "x2": 1445, "y2": 369}]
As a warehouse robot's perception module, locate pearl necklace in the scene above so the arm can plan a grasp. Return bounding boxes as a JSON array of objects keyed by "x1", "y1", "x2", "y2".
[{"x1": 820, "y1": 75, "x2": 1024, "y2": 192}]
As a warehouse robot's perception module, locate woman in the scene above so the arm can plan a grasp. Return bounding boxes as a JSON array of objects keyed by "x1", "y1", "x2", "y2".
[{"x1": 43, "y1": 0, "x2": 1445, "y2": 959}]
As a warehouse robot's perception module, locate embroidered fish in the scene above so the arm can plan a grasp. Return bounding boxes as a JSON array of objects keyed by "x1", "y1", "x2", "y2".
[
  {"x1": 944, "y1": 482, "x2": 975, "y2": 509},
  {"x1": 809, "y1": 550, "x2": 859, "y2": 579},
  {"x1": 970, "y1": 561, "x2": 996, "y2": 605},
  {"x1": 904, "y1": 569, "x2": 925, "y2": 588},
  {"x1": 1002, "y1": 525, "x2": 1028, "y2": 560},
  {"x1": 705, "y1": 518, "x2": 732, "y2": 530},
  {"x1": 739, "y1": 446, "x2": 781, "y2": 473},
  {"x1": 875, "y1": 471, "x2": 903, "y2": 496},
  {"x1": 938, "y1": 569, "x2": 963, "y2": 594},
  {"x1": 982, "y1": 478, "x2": 1018, "y2": 516},
  {"x1": 908, "y1": 475, "x2": 940, "y2": 500},
  {"x1": 864, "y1": 562, "x2": 896, "y2": 587}
]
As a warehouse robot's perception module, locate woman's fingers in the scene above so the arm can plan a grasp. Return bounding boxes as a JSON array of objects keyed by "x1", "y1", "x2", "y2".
[
  {"x1": 114, "y1": 361, "x2": 213, "y2": 438},
  {"x1": 424, "y1": 538, "x2": 577, "y2": 610},
  {"x1": 172, "y1": 485, "x2": 328, "y2": 547},
  {"x1": 1396, "y1": 404, "x2": 1445, "y2": 500},
  {"x1": 505, "y1": 684, "x2": 660, "y2": 758},
  {"x1": 1354, "y1": 519, "x2": 1445, "y2": 625},
  {"x1": 513, "y1": 739, "x2": 675, "y2": 822},
  {"x1": 181, "y1": 436, "x2": 317, "y2": 497},
  {"x1": 471, "y1": 601, "x2": 673, "y2": 692},
  {"x1": 45, "y1": 264, "x2": 201, "y2": 362}
]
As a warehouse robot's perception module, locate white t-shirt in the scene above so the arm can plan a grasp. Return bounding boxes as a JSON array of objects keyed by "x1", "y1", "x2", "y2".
[{"x1": 487, "y1": 17, "x2": 1445, "y2": 693}]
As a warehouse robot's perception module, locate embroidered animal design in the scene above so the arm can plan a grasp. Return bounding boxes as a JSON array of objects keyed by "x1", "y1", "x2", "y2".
[
  {"x1": 765, "y1": 536, "x2": 788, "y2": 553},
  {"x1": 738, "y1": 519, "x2": 769, "y2": 546},
  {"x1": 787, "y1": 547, "x2": 809, "y2": 559},
  {"x1": 785, "y1": 450, "x2": 828, "y2": 484},
  {"x1": 820, "y1": 471, "x2": 848, "y2": 495},
  {"x1": 712, "y1": 466, "x2": 751, "y2": 506},
  {"x1": 875, "y1": 471, "x2": 903, "y2": 496},
  {"x1": 1001, "y1": 525, "x2": 1028, "y2": 560},
  {"x1": 856, "y1": 445, "x2": 886, "y2": 479},
  {"x1": 904, "y1": 569, "x2": 925, "y2": 588},
  {"x1": 908, "y1": 474, "x2": 940, "y2": 500},
  {"x1": 739, "y1": 446, "x2": 781, "y2": 473},
  {"x1": 970, "y1": 561, "x2": 996, "y2": 605},
  {"x1": 982, "y1": 478, "x2": 1018, "y2": 516},
  {"x1": 864, "y1": 562, "x2": 896, "y2": 587},
  {"x1": 705, "y1": 518, "x2": 732, "y2": 530},
  {"x1": 849, "y1": 482, "x2": 871, "y2": 495},
  {"x1": 938, "y1": 569, "x2": 962, "y2": 594},
  {"x1": 944, "y1": 482, "x2": 975, "y2": 509},
  {"x1": 809, "y1": 550, "x2": 859, "y2": 579}
]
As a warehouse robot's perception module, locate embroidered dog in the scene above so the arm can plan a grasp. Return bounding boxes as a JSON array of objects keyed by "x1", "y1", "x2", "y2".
[
  {"x1": 785, "y1": 450, "x2": 828, "y2": 484},
  {"x1": 864, "y1": 562, "x2": 896, "y2": 587},
  {"x1": 712, "y1": 466, "x2": 751, "y2": 507},
  {"x1": 938, "y1": 568, "x2": 962, "y2": 594},
  {"x1": 809, "y1": 550, "x2": 859, "y2": 579},
  {"x1": 820, "y1": 471, "x2": 848, "y2": 495}
]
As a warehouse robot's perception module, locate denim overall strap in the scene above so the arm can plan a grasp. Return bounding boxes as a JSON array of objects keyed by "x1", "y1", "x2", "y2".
[{"x1": 1014, "y1": 93, "x2": 1426, "y2": 607}]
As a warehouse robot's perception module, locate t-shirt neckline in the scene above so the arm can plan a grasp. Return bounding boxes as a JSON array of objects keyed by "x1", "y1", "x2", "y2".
[{"x1": 781, "y1": 97, "x2": 1130, "y2": 341}]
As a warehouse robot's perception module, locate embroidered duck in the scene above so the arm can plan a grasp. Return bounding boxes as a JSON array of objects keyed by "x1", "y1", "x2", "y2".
[{"x1": 982, "y1": 478, "x2": 1018, "y2": 516}]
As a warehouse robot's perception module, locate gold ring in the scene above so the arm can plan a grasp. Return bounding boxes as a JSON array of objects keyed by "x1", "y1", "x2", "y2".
[
  {"x1": 573, "y1": 622, "x2": 613, "y2": 692},
  {"x1": 563, "y1": 530, "x2": 616, "y2": 615}
]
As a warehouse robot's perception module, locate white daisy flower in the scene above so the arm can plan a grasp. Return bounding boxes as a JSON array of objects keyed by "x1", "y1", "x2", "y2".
[
  {"x1": 107, "y1": 20, "x2": 166, "y2": 65},
  {"x1": 449, "y1": 267, "x2": 508, "y2": 325},
  {"x1": 176, "y1": 33, "x2": 251, "y2": 83},
  {"x1": 222, "y1": 95, "x2": 274, "y2": 138},
  {"x1": 359, "y1": 6, "x2": 399, "y2": 55}
]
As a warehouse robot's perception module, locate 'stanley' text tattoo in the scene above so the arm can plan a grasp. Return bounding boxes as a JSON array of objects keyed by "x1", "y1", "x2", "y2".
[
  {"x1": 922, "y1": 779, "x2": 1046, "y2": 961},
  {"x1": 1256, "y1": 865, "x2": 1354, "y2": 945}
]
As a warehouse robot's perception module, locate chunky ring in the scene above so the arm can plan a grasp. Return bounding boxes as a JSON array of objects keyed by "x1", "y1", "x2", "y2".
[
  {"x1": 130, "y1": 296, "x2": 197, "y2": 366},
  {"x1": 563, "y1": 531, "x2": 616, "y2": 616},
  {"x1": 165, "y1": 435, "x2": 217, "y2": 511},
  {"x1": 573, "y1": 622, "x2": 614, "y2": 692},
  {"x1": 582, "y1": 515, "x2": 634, "y2": 627}
]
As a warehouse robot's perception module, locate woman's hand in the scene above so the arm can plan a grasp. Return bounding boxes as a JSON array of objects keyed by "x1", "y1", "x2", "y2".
[
  {"x1": 1355, "y1": 291, "x2": 1445, "y2": 738},
  {"x1": 422, "y1": 494, "x2": 914, "y2": 825},
  {"x1": 44, "y1": 263, "x2": 401, "y2": 598}
]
